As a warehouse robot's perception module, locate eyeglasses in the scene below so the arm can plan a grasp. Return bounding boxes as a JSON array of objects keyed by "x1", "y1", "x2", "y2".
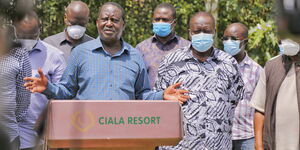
[{"x1": 222, "y1": 36, "x2": 239, "y2": 41}]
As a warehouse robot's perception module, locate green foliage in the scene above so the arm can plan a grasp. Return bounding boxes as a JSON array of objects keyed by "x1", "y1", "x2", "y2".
[{"x1": 34, "y1": 0, "x2": 277, "y2": 65}]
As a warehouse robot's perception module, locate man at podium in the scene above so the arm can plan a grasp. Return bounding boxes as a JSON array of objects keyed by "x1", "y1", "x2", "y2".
[{"x1": 23, "y1": 2, "x2": 189, "y2": 103}]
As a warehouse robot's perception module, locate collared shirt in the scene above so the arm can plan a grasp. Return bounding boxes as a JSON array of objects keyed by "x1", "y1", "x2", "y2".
[
  {"x1": 18, "y1": 40, "x2": 66, "y2": 149},
  {"x1": 250, "y1": 62, "x2": 299, "y2": 150},
  {"x1": 43, "y1": 31, "x2": 94, "y2": 62},
  {"x1": 232, "y1": 54, "x2": 262, "y2": 140},
  {"x1": 136, "y1": 34, "x2": 190, "y2": 88},
  {"x1": 43, "y1": 37, "x2": 163, "y2": 100},
  {"x1": 0, "y1": 47, "x2": 31, "y2": 142},
  {"x1": 155, "y1": 46, "x2": 244, "y2": 150}
]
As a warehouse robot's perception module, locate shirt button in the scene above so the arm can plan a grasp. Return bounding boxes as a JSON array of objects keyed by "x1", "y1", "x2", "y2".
[
  {"x1": 110, "y1": 70, "x2": 113, "y2": 73},
  {"x1": 110, "y1": 84, "x2": 112, "y2": 87}
]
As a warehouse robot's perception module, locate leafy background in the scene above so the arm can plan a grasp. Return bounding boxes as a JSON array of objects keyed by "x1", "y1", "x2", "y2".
[{"x1": 4, "y1": 0, "x2": 279, "y2": 65}]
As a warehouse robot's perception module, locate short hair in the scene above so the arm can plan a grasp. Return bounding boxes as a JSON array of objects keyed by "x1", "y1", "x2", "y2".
[
  {"x1": 154, "y1": 3, "x2": 176, "y2": 19},
  {"x1": 99, "y1": 2, "x2": 125, "y2": 21}
]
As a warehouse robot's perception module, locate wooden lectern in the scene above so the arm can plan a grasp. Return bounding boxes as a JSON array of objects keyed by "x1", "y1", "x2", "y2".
[{"x1": 45, "y1": 100, "x2": 183, "y2": 150}]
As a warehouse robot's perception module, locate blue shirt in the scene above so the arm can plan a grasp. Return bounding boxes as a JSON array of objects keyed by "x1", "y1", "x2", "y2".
[
  {"x1": 18, "y1": 40, "x2": 66, "y2": 148},
  {"x1": 43, "y1": 37, "x2": 163, "y2": 100}
]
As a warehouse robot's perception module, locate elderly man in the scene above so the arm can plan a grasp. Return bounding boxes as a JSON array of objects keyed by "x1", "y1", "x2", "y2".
[
  {"x1": 155, "y1": 12, "x2": 244, "y2": 150},
  {"x1": 223, "y1": 23, "x2": 262, "y2": 150},
  {"x1": 43, "y1": 1, "x2": 93, "y2": 61},
  {"x1": 14, "y1": 11, "x2": 66, "y2": 150},
  {"x1": 251, "y1": 39, "x2": 300, "y2": 150},
  {"x1": 136, "y1": 3, "x2": 190, "y2": 88},
  {"x1": 24, "y1": 2, "x2": 188, "y2": 103}
]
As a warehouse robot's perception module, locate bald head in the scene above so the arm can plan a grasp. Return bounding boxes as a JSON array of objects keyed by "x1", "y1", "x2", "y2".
[
  {"x1": 189, "y1": 12, "x2": 215, "y2": 29},
  {"x1": 65, "y1": 1, "x2": 89, "y2": 26},
  {"x1": 224, "y1": 23, "x2": 248, "y2": 40}
]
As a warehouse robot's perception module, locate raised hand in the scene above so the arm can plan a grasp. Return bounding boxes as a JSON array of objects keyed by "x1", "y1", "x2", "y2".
[
  {"x1": 163, "y1": 82, "x2": 190, "y2": 104},
  {"x1": 24, "y1": 68, "x2": 48, "y2": 93}
]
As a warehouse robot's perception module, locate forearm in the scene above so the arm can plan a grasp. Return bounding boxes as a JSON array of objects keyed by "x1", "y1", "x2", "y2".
[
  {"x1": 42, "y1": 82, "x2": 75, "y2": 100},
  {"x1": 254, "y1": 110, "x2": 265, "y2": 150}
]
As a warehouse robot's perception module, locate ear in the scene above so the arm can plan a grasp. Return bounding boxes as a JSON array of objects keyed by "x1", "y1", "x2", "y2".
[
  {"x1": 64, "y1": 13, "x2": 68, "y2": 25},
  {"x1": 188, "y1": 29, "x2": 192, "y2": 41}
]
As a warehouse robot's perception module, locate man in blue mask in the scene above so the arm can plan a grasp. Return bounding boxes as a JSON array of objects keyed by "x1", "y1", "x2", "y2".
[
  {"x1": 155, "y1": 12, "x2": 244, "y2": 150},
  {"x1": 223, "y1": 23, "x2": 262, "y2": 150},
  {"x1": 43, "y1": 1, "x2": 94, "y2": 62},
  {"x1": 136, "y1": 3, "x2": 190, "y2": 88}
]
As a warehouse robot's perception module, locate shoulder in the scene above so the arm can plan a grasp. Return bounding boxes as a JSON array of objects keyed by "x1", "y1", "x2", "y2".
[
  {"x1": 83, "y1": 34, "x2": 94, "y2": 41},
  {"x1": 135, "y1": 37, "x2": 153, "y2": 49},
  {"x1": 162, "y1": 46, "x2": 190, "y2": 65},
  {"x1": 43, "y1": 32, "x2": 63, "y2": 43},
  {"x1": 41, "y1": 41, "x2": 65, "y2": 61},
  {"x1": 176, "y1": 36, "x2": 190, "y2": 45},
  {"x1": 213, "y1": 48, "x2": 237, "y2": 64},
  {"x1": 247, "y1": 56, "x2": 263, "y2": 70}
]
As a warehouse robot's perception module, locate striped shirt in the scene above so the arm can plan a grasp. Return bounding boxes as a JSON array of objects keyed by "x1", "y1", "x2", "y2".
[
  {"x1": 232, "y1": 54, "x2": 262, "y2": 140},
  {"x1": 18, "y1": 40, "x2": 66, "y2": 149},
  {"x1": 0, "y1": 47, "x2": 31, "y2": 142},
  {"x1": 155, "y1": 45, "x2": 244, "y2": 150}
]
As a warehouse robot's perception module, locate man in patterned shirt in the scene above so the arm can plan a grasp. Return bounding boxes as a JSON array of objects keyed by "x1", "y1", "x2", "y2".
[
  {"x1": 0, "y1": 24, "x2": 32, "y2": 150},
  {"x1": 223, "y1": 23, "x2": 262, "y2": 150},
  {"x1": 136, "y1": 3, "x2": 190, "y2": 88},
  {"x1": 155, "y1": 12, "x2": 244, "y2": 150}
]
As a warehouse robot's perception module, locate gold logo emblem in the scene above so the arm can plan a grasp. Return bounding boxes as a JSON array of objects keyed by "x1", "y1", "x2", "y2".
[{"x1": 71, "y1": 111, "x2": 96, "y2": 132}]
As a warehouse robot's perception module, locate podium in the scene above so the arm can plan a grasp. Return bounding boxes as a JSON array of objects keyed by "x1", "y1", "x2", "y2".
[{"x1": 45, "y1": 100, "x2": 183, "y2": 150}]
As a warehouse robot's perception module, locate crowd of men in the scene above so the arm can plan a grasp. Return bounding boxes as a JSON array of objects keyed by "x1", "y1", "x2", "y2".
[{"x1": 0, "y1": 1, "x2": 300, "y2": 150}]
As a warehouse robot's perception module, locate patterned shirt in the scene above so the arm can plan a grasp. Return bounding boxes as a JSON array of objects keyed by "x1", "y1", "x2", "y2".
[
  {"x1": 43, "y1": 37, "x2": 163, "y2": 100},
  {"x1": 18, "y1": 40, "x2": 66, "y2": 149},
  {"x1": 136, "y1": 34, "x2": 190, "y2": 88},
  {"x1": 0, "y1": 47, "x2": 31, "y2": 142},
  {"x1": 43, "y1": 31, "x2": 94, "y2": 62},
  {"x1": 155, "y1": 46, "x2": 244, "y2": 150},
  {"x1": 232, "y1": 54, "x2": 262, "y2": 140}
]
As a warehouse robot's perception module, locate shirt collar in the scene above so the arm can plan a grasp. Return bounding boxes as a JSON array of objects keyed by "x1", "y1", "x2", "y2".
[
  {"x1": 239, "y1": 52, "x2": 251, "y2": 66},
  {"x1": 31, "y1": 40, "x2": 45, "y2": 52},
  {"x1": 91, "y1": 37, "x2": 130, "y2": 56},
  {"x1": 186, "y1": 44, "x2": 219, "y2": 62},
  {"x1": 58, "y1": 31, "x2": 69, "y2": 45},
  {"x1": 152, "y1": 33, "x2": 179, "y2": 43}
]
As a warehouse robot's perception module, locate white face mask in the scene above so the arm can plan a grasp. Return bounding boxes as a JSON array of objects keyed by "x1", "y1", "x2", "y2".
[
  {"x1": 19, "y1": 39, "x2": 38, "y2": 51},
  {"x1": 279, "y1": 39, "x2": 300, "y2": 56},
  {"x1": 66, "y1": 25, "x2": 86, "y2": 40}
]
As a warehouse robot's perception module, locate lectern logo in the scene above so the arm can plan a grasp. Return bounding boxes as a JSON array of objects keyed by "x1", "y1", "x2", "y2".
[{"x1": 71, "y1": 111, "x2": 96, "y2": 132}]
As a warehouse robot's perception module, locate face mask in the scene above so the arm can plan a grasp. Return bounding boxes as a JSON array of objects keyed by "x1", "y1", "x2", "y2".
[
  {"x1": 223, "y1": 40, "x2": 242, "y2": 56},
  {"x1": 19, "y1": 39, "x2": 38, "y2": 51},
  {"x1": 279, "y1": 39, "x2": 300, "y2": 56},
  {"x1": 152, "y1": 22, "x2": 172, "y2": 37},
  {"x1": 66, "y1": 25, "x2": 86, "y2": 40},
  {"x1": 191, "y1": 33, "x2": 214, "y2": 52}
]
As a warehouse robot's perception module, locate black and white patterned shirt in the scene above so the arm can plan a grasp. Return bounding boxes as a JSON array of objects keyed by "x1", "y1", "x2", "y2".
[
  {"x1": 155, "y1": 46, "x2": 244, "y2": 150},
  {"x1": 0, "y1": 47, "x2": 31, "y2": 141}
]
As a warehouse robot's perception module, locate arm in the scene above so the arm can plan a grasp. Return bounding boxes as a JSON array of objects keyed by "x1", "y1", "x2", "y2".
[
  {"x1": 254, "y1": 111, "x2": 265, "y2": 150},
  {"x1": 24, "y1": 48, "x2": 80, "y2": 99},
  {"x1": 16, "y1": 48, "x2": 32, "y2": 122}
]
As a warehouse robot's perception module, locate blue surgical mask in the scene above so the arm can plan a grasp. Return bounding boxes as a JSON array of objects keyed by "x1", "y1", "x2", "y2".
[
  {"x1": 191, "y1": 33, "x2": 214, "y2": 52},
  {"x1": 223, "y1": 40, "x2": 241, "y2": 56},
  {"x1": 152, "y1": 22, "x2": 172, "y2": 37}
]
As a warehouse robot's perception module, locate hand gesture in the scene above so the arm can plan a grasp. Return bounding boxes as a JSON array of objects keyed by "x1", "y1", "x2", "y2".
[
  {"x1": 24, "y1": 68, "x2": 48, "y2": 93},
  {"x1": 163, "y1": 82, "x2": 190, "y2": 104}
]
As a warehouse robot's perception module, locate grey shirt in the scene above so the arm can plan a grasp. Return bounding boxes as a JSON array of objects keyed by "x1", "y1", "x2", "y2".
[{"x1": 43, "y1": 31, "x2": 94, "y2": 62}]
